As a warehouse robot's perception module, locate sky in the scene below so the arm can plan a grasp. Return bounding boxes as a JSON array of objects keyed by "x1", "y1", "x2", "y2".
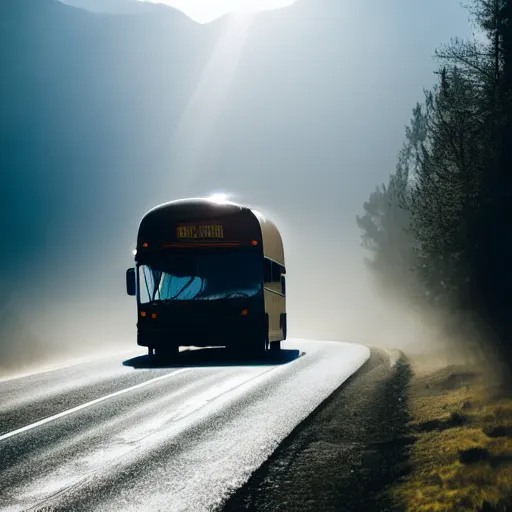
[{"x1": 1, "y1": 0, "x2": 474, "y2": 373}]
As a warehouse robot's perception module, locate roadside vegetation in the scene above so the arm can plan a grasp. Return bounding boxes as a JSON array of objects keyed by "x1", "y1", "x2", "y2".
[
  {"x1": 357, "y1": 1, "x2": 512, "y2": 509},
  {"x1": 395, "y1": 359, "x2": 512, "y2": 511}
]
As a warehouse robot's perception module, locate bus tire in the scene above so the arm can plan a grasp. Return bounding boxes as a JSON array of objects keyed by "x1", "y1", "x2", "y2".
[
  {"x1": 266, "y1": 315, "x2": 271, "y2": 349},
  {"x1": 246, "y1": 322, "x2": 268, "y2": 358},
  {"x1": 263, "y1": 316, "x2": 270, "y2": 353},
  {"x1": 280, "y1": 313, "x2": 287, "y2": 341},
  {"x1": 247, "y1": 340, "x2": 265, "y2": 359},
  {"x1": 155, "y1": 346, "x2": 179, "y2": 361},
  {"x1": 270, "y1": 340, "x2": 281, "y2": 351}
]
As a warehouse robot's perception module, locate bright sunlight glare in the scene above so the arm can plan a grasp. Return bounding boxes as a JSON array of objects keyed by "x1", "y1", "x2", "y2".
[
  {"x1": 139, "y1": 0, "x2": 297, "y2": 24},
  {"x1": 168, "y1": 11, "x2": 254, "y2": 195},
  {"x1": 207, "y1": 193, "x2": 232, "y2": 204}
]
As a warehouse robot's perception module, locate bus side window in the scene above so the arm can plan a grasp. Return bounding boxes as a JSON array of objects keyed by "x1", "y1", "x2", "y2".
[
  {"x1": 264, "y1": 258, "x2": 272, "y2": 282},
  {"x1": 271, "y1": 261, "x2": 281, "y2": 283},
  {"x1": 265, "y1": 259, "x2": 286, "y2": 293},
  {"x1": 279, "y1": 264, "x2": 286, "y2": 294}
]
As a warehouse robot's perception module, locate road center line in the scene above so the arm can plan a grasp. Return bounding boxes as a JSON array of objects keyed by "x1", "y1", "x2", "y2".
[{"x1": 0, "y1": 368, "x2": 191, "y2": 442}]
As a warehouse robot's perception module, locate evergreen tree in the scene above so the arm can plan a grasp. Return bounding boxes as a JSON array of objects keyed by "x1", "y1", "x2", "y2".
[
  {"x1": 434, "y1": 0, "x2": 512, "y2": 374},
  {"x1": 407, "y1": 68, "x2": 483, "y2": 310},
  {"x1": 358, "y1": 0, "x2": 512, "y2": 377},
  {"x1": 356, "y1": 104, "x2": 427, "y2": 299}
]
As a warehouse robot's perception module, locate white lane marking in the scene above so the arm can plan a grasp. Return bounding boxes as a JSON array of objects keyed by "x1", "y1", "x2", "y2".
[{"x1": 0, "y1": 368, "x2": 191, "y2": 442}]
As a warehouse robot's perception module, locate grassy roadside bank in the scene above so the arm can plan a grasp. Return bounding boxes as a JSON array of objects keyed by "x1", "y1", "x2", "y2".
[{"x1": 393, "y1": 357, "x2": 512, "y2": 511}]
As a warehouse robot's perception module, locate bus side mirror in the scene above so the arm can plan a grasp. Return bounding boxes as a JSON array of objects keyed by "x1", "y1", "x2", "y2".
[
  {"x1": 126, "y1": 268, "x2": 136, "y2": 296},
  {"x1": 280, "y1": 275, "x2": 286, "y2": 295}
]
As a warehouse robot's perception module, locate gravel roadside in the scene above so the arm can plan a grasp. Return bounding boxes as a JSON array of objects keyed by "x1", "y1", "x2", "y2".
[{"x1": 221, "y1": 348, "x2": 413, "y2": 512}]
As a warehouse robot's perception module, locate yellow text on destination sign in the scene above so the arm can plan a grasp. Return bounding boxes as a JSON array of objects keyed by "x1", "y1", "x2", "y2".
[{"x1": 177, "y1": 225, "x2": 224, "y2": 239}]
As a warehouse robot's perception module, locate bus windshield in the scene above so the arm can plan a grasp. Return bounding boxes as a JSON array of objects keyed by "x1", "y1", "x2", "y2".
[{"x1": 138, "y1": 253, "x2": 262, "y2": 303}]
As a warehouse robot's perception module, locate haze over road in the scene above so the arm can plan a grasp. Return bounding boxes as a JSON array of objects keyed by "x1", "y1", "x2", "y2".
[{"x1": 0, "y1": 339, "x2": 369, "y2": 511}]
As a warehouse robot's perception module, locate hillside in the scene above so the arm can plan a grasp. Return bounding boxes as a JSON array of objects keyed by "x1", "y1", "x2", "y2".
[{"x1": 0, "y1": 0, "x2": 218, "y2": 366}]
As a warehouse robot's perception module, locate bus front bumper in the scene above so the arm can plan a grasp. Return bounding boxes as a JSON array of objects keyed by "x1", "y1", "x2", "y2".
[{"x1": 136, "y1": 318, "x2": 262, "y2": 349}]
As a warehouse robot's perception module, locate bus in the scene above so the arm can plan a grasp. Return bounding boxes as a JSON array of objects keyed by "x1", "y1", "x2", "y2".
[{"x1": 126, "y1": 197, "x2": 287, "y2": 358}]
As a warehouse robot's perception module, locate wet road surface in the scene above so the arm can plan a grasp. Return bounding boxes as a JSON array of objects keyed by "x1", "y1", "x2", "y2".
[{"x1": 0, "y1": 339, "x2": 369, "y2": 511}]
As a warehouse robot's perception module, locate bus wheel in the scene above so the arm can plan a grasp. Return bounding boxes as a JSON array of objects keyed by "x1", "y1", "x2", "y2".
[
  {"x1": 155, "y1": 346, "x2": 179, "y2": 361},
  {"x1": 270, "y1": 341, "x2": 281, "y2": 352},
  {"x1": 246, "y1": 333, "x2": 267, "y2": 359},
  {"x1": 252, "y1": 343, "x2": 266, "y2": 359}
]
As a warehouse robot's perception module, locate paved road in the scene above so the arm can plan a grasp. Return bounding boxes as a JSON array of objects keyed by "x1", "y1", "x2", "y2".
[{"x1": 0, "y1": 340, "x2": 370, "y2": 511}]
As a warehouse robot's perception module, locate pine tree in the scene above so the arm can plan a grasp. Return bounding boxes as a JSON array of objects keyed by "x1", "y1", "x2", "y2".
[
  {"x1": 358, "y1": 0, "x2": 512, "y2": 377},
  {"x1": 407, "y1": 68, "x2": 484, "y2": 310},
  {"x1": 433, "y1": 0, "x2": 512, "y2": 376},
  {"x1": 356, "y1": 103, "x2": 427, "y2": 299}
]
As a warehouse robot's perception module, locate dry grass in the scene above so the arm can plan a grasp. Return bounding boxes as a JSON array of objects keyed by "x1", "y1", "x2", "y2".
[{"x1": 393, "y1": 359, "x2": 512, "y2": 511}]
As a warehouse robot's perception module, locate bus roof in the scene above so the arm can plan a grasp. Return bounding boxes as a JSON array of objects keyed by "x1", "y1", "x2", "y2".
[{"x1": 138, "y1": 198, "x2": 285, "y2": 265}]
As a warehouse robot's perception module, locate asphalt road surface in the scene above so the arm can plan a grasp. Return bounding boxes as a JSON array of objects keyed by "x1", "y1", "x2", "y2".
[{"x1": 0, "y1": 339, "x2": 370, "y2": 511}]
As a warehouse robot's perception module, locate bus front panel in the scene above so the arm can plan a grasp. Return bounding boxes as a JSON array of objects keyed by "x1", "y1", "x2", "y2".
[{"x1": 135, "y1": 248, "x2": 266, "y2": 349}]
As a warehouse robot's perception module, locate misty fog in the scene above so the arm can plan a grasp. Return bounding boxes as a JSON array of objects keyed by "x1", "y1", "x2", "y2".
[{"x1": 0, "y1": 0, "x2": 473, "y2": 377}]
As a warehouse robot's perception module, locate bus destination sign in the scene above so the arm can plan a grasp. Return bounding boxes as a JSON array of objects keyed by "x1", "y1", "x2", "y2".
[{"x1": 177, "y1": 224, "x2": 224, "y2": 240}]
